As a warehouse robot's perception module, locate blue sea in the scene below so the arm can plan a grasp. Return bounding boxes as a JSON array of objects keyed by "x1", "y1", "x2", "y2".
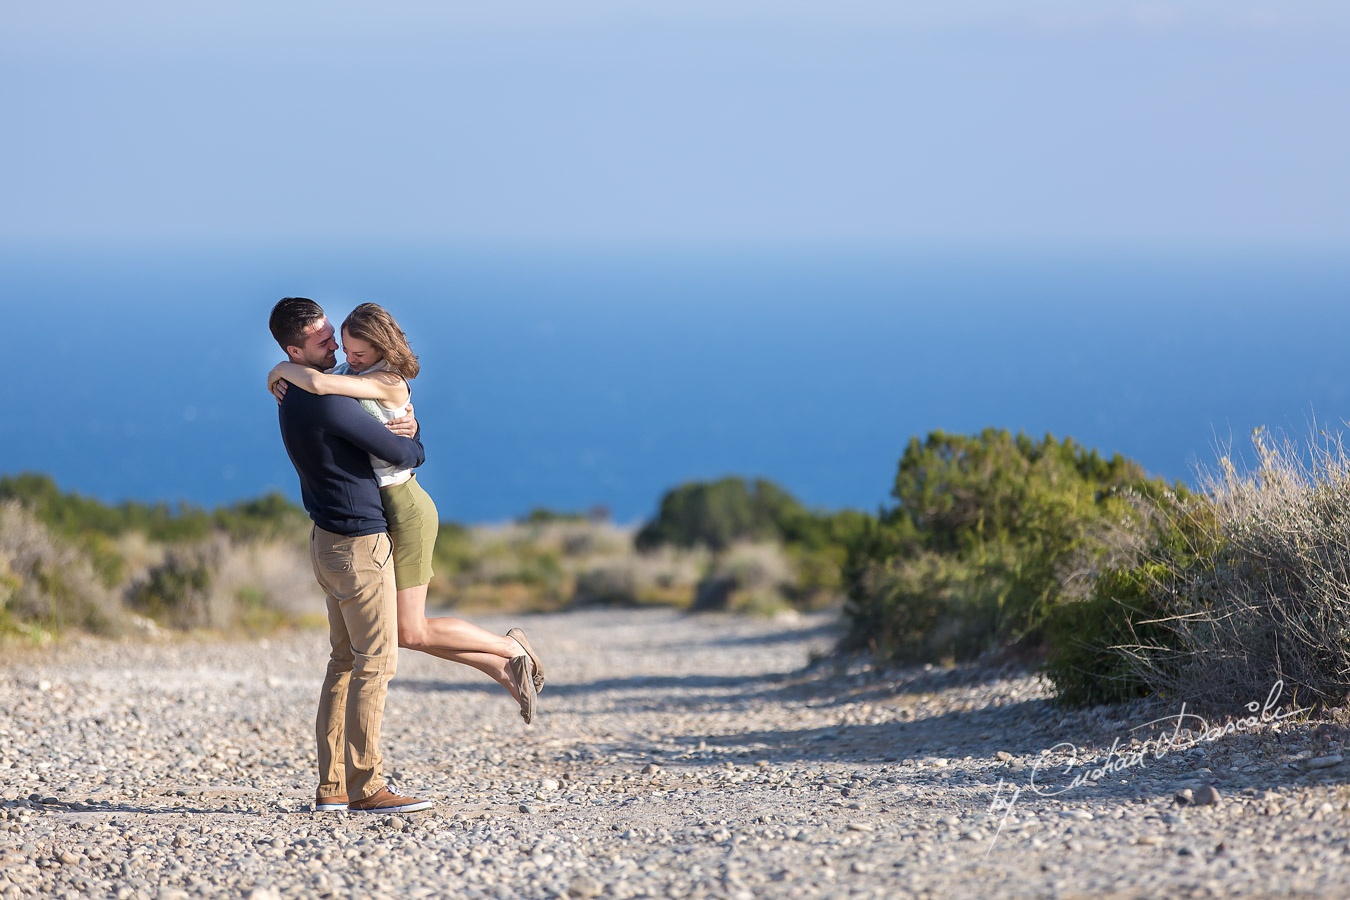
[{"x1": 4, "y1": 241, "x2": 1349, "y2": 523}]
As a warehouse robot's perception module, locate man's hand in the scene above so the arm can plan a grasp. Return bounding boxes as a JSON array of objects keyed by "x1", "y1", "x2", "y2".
[
  {"x1": 269, "y1": 377, "x2": 289, "y2": 405},
  {"x1": 386, "y1": 403, "x2": 418, "y2": 438}
]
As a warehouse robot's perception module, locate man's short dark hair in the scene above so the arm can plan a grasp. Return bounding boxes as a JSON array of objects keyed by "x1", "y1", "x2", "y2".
[{"x1": 269, "y1": 297, "x2": 326, "y2": 352}]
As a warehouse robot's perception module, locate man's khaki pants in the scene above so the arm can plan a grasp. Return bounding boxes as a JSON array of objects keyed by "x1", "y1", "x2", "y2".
[{"x1": 310, "y1": 526, "x2": 398, "y2": 802}]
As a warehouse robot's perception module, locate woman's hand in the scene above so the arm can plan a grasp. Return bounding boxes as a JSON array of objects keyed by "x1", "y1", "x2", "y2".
[
  {"x1": 385, "y1": 403, "x2": 417, "y2": 437},
  {"x1": 269, "y1": 378, "x2": 289, "y2": 405}
]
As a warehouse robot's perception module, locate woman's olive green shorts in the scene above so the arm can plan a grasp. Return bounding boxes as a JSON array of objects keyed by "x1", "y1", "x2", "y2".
[{"x1": 380, "y1": 474, "x2": 438, "y2": 591}]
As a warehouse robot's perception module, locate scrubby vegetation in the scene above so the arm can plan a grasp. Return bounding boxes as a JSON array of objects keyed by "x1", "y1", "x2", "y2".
[
  {"x1": 635, "y1": 477, "x2": 868, "y2": 613},
  {"x1": 0, "y1": 475, "x2": 320, "y2": 639},
  {"x1": 13, "y1": 420, "x2": 1345, "y2": 715},
  {"x1": 1044, "y1": 429, "x2": 1350, "y2": 709},
  {"x1": 839, "y1": 429, "x2": 1182, "y2": 663},
  {"x1": 0, "y1": 473, "x2": 855, "y2": 641}
]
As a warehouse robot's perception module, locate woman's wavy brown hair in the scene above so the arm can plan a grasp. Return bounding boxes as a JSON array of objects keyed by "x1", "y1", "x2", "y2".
[{"x1": 341, "y1": 303, "x2": 420, "y2": 380}]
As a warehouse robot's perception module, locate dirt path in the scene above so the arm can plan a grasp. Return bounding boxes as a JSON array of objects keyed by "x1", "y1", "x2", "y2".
[{"x1": 3, "y1": 607, "x2": 1347, "y2": 898}]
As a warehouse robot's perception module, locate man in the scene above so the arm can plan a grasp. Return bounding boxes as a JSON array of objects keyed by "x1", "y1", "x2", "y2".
[{"x1": 268, "y1": 296, "x2": 433, "y2": 814}]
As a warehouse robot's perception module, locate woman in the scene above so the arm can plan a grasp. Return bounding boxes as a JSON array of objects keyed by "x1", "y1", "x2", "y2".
[{"x1": 269, "y1": 302, "x2": 546, "y2": 723}]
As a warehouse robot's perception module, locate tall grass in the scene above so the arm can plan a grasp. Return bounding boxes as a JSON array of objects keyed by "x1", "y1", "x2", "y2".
[{"x1": 1047, "y1": 428, "x2": 1350, "y2": 708}]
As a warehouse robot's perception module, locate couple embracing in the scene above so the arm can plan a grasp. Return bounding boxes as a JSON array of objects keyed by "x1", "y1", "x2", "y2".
[{"x1": 267, "y1": 297, "x2": 546, "y2": 814}]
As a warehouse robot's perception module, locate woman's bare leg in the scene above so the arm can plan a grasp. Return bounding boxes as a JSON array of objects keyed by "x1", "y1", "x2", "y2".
[
  {"x1": 410, "y1": 646, "x2": 519, "y2": 702},
  {"x1": 395, "y1": 584, "x2": 526, "y2": 699}
]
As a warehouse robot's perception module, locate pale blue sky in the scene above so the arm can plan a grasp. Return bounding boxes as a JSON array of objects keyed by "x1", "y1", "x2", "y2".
[{"x1": 4, "y1": 1, "x2": 1347, "y2": 246}]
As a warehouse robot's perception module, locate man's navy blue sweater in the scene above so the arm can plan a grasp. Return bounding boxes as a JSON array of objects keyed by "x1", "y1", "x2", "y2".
[{"x1": 278, "y1": 387, "x2": 425, "y2": 537}]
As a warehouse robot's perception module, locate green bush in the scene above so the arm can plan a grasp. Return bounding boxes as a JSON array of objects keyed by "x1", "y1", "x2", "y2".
[
  {"x1": 1042, "y1": 496, "x2": 1219, "y2": 705},
  {"x1": 517, "y1": 507, "x2": 592, "y2": 525},
  {"x1": 843, "y1": 429, "x2": 1180, "y2": 663},
  {"x1": 636, "y1": 477, "x2": 807, "y2": 551}
]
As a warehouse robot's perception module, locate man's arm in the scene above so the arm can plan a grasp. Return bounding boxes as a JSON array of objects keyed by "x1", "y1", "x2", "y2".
[{"x1": 317, "y1": 395, "x2": 425, "y2": 469}]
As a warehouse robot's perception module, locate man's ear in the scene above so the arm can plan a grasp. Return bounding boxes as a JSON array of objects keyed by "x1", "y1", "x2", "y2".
[{"x1": 284, "y1": 345, "x2": 304, "y2": 363}]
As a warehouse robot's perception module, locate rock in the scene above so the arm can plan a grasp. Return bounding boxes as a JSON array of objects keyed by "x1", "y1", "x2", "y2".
[
  {"x1": 1174, "y1": 789, "x2": 1193, "y2": 806},
  {"x1": 1307, "y1": 755, "x2": 1343, "y2": 770},
  {"x1": 1192, "y1": 786, "x2": 1220, "y2": 806},
  {"x1": 1177, "y1": 846, "x2": 1195, "y2": 857},
  {"x1": 847, "y1": 823, "x2": 873, "y2": 832},
  {"x1": 641, "y1": 764, "x2": 660, "y2": 775},
  {"x1": 996, "y1": 751, "x2": 1014, "y2": 762},
  {"x1": 569, "y1": 874, "x2": 602, "y2": 898},
  {"x1": 691, "y1": 575, "x2": 736, "y2": 612},
  {"x1": 518, "y1": 804, "x2": 538, "y2": 814},
  {"x1": 540, "y1": 778, "x2": 560, "y2": 792},
  {"x1": 1135, "y1": 836, "x2": 1164, "y2": 846}
]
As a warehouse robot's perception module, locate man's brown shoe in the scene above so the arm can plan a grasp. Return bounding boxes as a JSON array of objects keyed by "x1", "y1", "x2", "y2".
[
  {"x1": 315, "y1": 792, "x2": 348, "y2": 812},
  {"x1": 348, "y1": 787, "x2": 433, "y2": 813}
]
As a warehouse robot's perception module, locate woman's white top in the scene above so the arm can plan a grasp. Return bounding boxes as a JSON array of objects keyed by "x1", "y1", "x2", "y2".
[{"x1": 330, "y1": 360, "x2": 413, "y2": 488}]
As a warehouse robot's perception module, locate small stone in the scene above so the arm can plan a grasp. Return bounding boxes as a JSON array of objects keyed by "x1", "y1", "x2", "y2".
[
  {"x1": 1135, "y1": 836, "x2": 1164, "y2": 846},
  {"x1": 57, "y1": 851, "x2": 80, "y2": 865},
  {"x1": 847, "y1": 822, "x2": 873, "y2": 832},
  {"x1": 1192, "y1": 786, "x2": 1220, "y2": 806},
  {"x1": 641, "y1": 764, "x2": 660, "y2": 775},
  {"x1": 381, "y1": 816, "x2": 406, "y2": 830},
  {"x1": 519, "y1": 804, "x2": 538, "y2": 814},
  {"x1": 996, "y1": 751, "x2": 1014, "y2": 762},
  {"x1": 1174, "y1": 789, "x2": 1193, "y2": 806},
  {"x1": 540, "y1": 779, "x2": 560, "y2": 792},
  {"x1": 1178, "y1": 846, "x2": 1195, "y2": 857},
  {"x1": 569, "y1": 874, "x2": 602, "y2": 898},
  {"x1": 1307, "y1": 755, "x2": 1343, "y2": 770}
]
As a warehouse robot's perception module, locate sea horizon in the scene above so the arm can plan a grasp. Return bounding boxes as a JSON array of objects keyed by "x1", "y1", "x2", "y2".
[{"x1": 6, "y1": 239, "x2": 1349, "y2": 524}]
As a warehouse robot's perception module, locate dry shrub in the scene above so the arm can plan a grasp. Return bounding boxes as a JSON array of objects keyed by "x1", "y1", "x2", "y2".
[
  {"x1": 129, "y1": 534, "x2": 320, "y2": 632},
  {"x1": 693, "y1": 542, "x2": 796, "y2": 613},
  {"x1": 0, "y1": 501, "x2": 125, "y2": 635},
  {"x1": 570, "y1": 545, "x2": 710, "y2": 608},
  {"x1": 1069, "y1": 428, "x2": 1350, "y2": 708},
  {"x1": 212, "y1": 538, "x2": 323, "y2": 623}
]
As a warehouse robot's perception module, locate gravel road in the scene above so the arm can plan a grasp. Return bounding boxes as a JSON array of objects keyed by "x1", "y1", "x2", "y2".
[{"x1": 4, "y1": 607, "x2": 1350, "y2": 898}]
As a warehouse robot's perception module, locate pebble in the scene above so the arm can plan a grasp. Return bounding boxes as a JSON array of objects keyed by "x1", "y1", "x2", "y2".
[
  {"x1": 1193, "y1": 786, "x2": 1221, "y2": 807},
  {"x1": 569, "y1": 874, "x2": 603, "y2": 898},
  {"x1": 8, "y1": 608, "x2": 1350, "y2": 899}
]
